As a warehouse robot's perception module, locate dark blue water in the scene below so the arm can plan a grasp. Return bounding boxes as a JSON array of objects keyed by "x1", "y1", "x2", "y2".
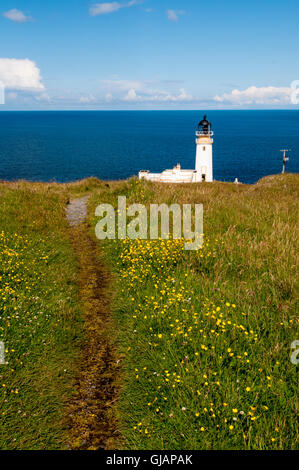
[{"x1": 0, "y1": 111, "x2": 298, "y2": 184}]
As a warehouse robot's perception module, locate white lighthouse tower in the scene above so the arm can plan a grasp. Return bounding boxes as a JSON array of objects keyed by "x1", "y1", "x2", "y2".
[
  {"x1": 138, "y1": 115, "x2": 214, "y2": 183},
  {"x1": 195, "y1": 115, "x2": 213, "y2": 182}
]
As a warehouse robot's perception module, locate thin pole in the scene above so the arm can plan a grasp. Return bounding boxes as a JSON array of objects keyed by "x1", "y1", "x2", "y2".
[{"x1": 280, "y1": 150, "x2": 290, "y2": 174}]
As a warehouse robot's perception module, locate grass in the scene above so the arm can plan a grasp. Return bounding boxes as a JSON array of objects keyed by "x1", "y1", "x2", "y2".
[
  {"x1": 0, "y1": 182, "x2": 84, "y2": 450},
  {"x1": 89, "y1": 174, "x2": 299, "y2": 450},
  {"x1": 0, "y1": 174, "x2": 298, "y2": 450}
]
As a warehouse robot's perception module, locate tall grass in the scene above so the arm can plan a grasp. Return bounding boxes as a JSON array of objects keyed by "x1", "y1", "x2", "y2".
[
  {"x1": 0, "y1": 174, "x2": 297, "y2": 450},
  {"x1": 90, "y1": 174, "x2": 299, "y2": 450},
  {"x1": 0, "y1": 182, "x2": 83, "y2": 449}
]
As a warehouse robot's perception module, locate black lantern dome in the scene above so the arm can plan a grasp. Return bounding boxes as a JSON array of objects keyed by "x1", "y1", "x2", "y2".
[{"x1": 198, "y1": 115, "x2": 212, "y2": 134}]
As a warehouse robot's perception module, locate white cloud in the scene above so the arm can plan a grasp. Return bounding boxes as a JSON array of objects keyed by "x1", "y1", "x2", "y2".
[
  {"x1": 105, "y1": 93, "x2": 113, "y2": 102},
  {"x1": 35, "y1": 92, "x2": 51, "y2": 102},
  {"x1": 89, "y1": 1, "x2": 140, "y2": 16},
  {"x1": 123, "y1": 87, "x2": 193, "y2": 103},
  {"x1": 101, "y1": 79, "x2": 144, "y2": 91},
  {"x1": 174, "y1": 88, "x2": 193, "y2": 101},
  {"x1": 167, "y1": 9, "x2": 185, "y2": 22},
  {"x1": 3, "y1": 8, "x2": 33, "y2": 23},
  {"x1": 100, "y1": 79, "x2": 193, "y2": 103},
  {"x1": 214, "y1": 86, "x2": 293, "y2": 105},
  {"x1": 124, "y1": 88, "x2": 140, "y2": 101},
  {"x1": 0, "y1": 58, "x2": 44, "y2": 91},
  {"x1": 89, "y1": 2, "x2": 121, "y2": 15},
  {"x1": 154, "y1": 88, "x2": 193, "y2": 102},
  {"x1": 79, "y1": 94, "x2": 96, "y2": 103}
]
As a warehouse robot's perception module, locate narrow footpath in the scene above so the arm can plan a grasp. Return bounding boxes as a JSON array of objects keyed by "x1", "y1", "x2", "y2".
[{"x1": 65, "y1": 197, "x2": 120, "y2": 450}]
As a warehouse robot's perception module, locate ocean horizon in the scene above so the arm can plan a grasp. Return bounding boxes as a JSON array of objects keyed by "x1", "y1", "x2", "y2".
[{"x1": 0, "y1": 110, "x2": 298, "y2": 184}]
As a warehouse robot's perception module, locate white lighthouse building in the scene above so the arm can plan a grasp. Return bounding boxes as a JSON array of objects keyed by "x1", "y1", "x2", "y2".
[{"x1": 139, "y1": 115, "x2": 214, "y2": 183}]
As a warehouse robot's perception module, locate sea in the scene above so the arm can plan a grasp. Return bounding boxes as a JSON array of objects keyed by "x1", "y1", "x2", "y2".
[{"x1": 0, "y1": 110, "x2": 298, "y2": 184}]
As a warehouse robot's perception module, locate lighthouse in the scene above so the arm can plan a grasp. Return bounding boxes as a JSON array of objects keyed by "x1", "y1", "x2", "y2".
[
  {"x1": 138, "y1": 115, "x2": 214, "y2": 183},
  {"x1": 195, "y1": 115, "x2": 213, "y2": 182}
]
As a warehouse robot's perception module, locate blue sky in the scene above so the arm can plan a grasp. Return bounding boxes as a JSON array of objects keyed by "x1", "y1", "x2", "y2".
[{"x1": 1, "y1": 0, "x2": 299, "y2": 109}]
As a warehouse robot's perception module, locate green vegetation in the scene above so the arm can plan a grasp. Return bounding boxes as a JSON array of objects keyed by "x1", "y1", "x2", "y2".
[
  {"x1": 0, "y1": 182, "x2": 83, "y2": 449},
  {"x1": 90, "y1": 174, "x2": 299, "y2": 450},
  {"x1": 0, "y1": 174, "x2": 298, "y2": 450}
]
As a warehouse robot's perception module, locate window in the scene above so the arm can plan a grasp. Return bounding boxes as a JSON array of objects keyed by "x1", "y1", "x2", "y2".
[{"x1": 203, "y1": 146, "x2": 206, "y2": 151}]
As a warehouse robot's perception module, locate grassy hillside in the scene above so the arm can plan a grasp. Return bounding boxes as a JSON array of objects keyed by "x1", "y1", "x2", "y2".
[
  {"x1": 0, "y1": 182, "x2": 84, "y2": 449},
  {"x1": 0, "y1": 174, "x2": 298, "y2": 450},
  {"x1": 89, "y1": 174, "x2": 299, "y2": 450}
]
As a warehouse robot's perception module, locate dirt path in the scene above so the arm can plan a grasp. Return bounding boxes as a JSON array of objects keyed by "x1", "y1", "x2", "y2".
[
  {"x1": 66, "y1": 198, "x2": 120, "y2": 450},
  {"x1": 66, "y1": 196, "x2": 89, "y2": 226}
]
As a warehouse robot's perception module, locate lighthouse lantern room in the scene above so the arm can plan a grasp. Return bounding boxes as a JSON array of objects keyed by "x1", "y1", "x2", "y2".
[{"x1": 139, "y1": 115, "x2": 214, "y2": 183}]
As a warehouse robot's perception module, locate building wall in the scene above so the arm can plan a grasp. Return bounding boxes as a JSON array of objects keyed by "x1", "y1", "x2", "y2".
[
  {"x1": 195, "y1": 138, "x2": 213, "y2": 182},
  {"x1": 139, "y1": 169, "x2": 195, "y2": 183}
]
